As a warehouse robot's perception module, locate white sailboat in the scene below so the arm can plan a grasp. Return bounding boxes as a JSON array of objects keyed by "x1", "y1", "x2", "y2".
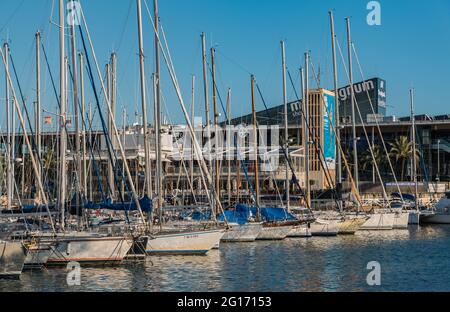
[
  {"x1": 359, "y1": 213, "x2": 395, "y2": 230},
  {"x1": 44, "y1": 232, "x2": 133, "y2": 265},
  {"x1": 256, "y1": 224, "x2": 293, "y2": 240},
  {"x1": 287, "y1": 224, "x2": 312, "y2": 238},
  {"x1": 145, "y1": 229, "x2": 224, "y2": 255},
  {"x1": 221, "y1": 223, "x2": 263, "y2": 242}
]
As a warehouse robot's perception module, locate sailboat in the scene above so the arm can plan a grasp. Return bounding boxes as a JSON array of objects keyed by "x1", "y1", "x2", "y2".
[{"x1": 133, "y1": 0, "x2": 225, "y2": 254}]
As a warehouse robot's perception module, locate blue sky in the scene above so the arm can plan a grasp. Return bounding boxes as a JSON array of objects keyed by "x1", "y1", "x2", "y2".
[{"x1": 0, "y1": 0, "x2": 449, "y2": 129}]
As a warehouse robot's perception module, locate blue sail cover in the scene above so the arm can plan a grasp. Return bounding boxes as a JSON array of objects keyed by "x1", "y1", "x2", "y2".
[
  {"x1": 234, "y1": 204, "x2": 298, "y2": 222},
  {"x1": 217, "y1": 210, "x2": 249, "y2": 225},
  {"x1": 83, "y1": 195, "x2": 153, "y2": 213},
  {"x1": 188, "y1": 204, "x2": 298, "y2": 224}
]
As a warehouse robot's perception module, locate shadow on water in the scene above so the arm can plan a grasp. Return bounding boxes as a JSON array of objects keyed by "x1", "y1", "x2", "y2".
[{"x1": 2, "y1": 225, "x2": 450, "y2": 291}]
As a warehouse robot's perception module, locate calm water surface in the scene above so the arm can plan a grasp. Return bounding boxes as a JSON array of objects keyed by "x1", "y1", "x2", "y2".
[{"x1": 1, "y1": 225, "x2": 450, "y2": 292}]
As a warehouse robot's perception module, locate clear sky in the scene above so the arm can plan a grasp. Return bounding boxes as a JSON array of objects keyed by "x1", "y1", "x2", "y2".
[{"x1": 0, "y1": 0, "x2": 449, "y2": 129}]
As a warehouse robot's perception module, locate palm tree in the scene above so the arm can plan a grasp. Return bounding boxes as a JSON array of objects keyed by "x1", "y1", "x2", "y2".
[
  {"x1": 389, "y1": 136, "x2": 420, "y2": 181},
  {"x1": 361, "y1": 145, "x2": 386, "y2": 182}
]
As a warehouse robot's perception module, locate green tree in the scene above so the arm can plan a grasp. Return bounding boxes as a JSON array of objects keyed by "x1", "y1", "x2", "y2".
[{"x1": 389, "y1": 136, "x2": 420, "y2": 181}]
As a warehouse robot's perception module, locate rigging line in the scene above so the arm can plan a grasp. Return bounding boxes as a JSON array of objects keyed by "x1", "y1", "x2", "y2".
[
  {"x1": 307, "y1": 57, "x2": 363, "y2": 209},
  {"x1": 79, "y1": 5, "x2": 147, "y2": 226},
  {"x1": 254, "y1": 82, "x2": 311, "y2": 210},
  {"x1": 160, "y1": 90, "x2": 199, "y2": 204},
  {"x1": 0, "y1": 0, "x2": 26, "y2": 34},
  {"x1": 116, "y1": 0, "x2": 134, "y2": 52},
  {"x1": 143, "y1": 0, "x2": 225, "y2": 222},
  {"x1": 286, "y1": 68, "x2": 341, "y2": 209},
  {"x1": 82, "y1": 47, "x2": 131, "y2": 208},
  {"x1": 351, "y1": 41, "x2": 405, "y2": 203},
  {"x1": 214, "y1": 48, "x2": 252, "y2": 75},
  {"x1": 78, "y1": 23, "x2": 136, "y2": 220},
  {"x1": 9, "y1": 53, "x2": 46, "y2": 170},
  {"x1": 332, "y1": 43, "x2": 389, "y2": 203}
]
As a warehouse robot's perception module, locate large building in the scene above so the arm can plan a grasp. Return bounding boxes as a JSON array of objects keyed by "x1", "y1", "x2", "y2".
[{"x1": 338, "y1": 77, "x2": 386, "y2": 124}]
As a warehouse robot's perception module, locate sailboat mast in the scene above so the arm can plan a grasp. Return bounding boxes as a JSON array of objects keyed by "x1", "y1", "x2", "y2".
[
  {"x1": 0, "y1": 46, "x2": 56, "y2": 233},
  {"x1": 122, "y1": 107, "x2": 126, "y2": 197},
  {"x1": 346, "y1": 17, "x2": 359, "y2": 192},
  {"x1": 281, "y1": 41, "x2": 290, "y2": 210},
  {"x1": 251, "y1": 75, "x2": 261, "y2": 221},
  {"x1": 58, "y1": 0, "x2": 67, "y2": 230},
  {"x1": 329, "y1": 11, "x2": 342, "y2": 211},
  {"x1": 190, "y1": 75, "x2": 195, "y2": 191},
  {"x1": 35, "y1": 32, "x2": 42, "y2": 195},
  {"x1": 410, "y1": 89, "x2": 419, "y2": 211},
  {"x1": 211, "y1": 47, "x2": 220, "y2": 214},
  {"x1": 79, "y1": 52, "x2": 87, "y2": 198},
  {"x1": 201, "y1": 32, "x2": 215, "y2": 213},
  {"x1": 136, "y1": 0, "x2": 152, "y2": 207},
  {"x1": 4, "y1": 43, "x2": 12, "y2": 210},
  {"x1": 304, "y1": 53, "x2": 311, "y2": 208},
  {"x1": 153, "y1": 0, "x2": 164, "y2": 229},
  {"x1": 69, "y1": 19, "x2": 82, "y2": 227},
  {"x1": 226, "y1": 88, "x2": 232, "y2": 205}
]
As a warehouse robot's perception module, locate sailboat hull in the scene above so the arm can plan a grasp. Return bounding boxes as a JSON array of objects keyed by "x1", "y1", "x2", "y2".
[
  {"x1": 24, "y1": 243, "x2": 53, "y2": 269},
  {"x1": 221, "y1": 223, "x2": 263, "y2": 242},
  {"x1": 46, "y1": 236, "x2": 133, "y2": 265},
  {"x1": 360, "y1": 213, "x2": 395, "y2": 230},
  {"x1": 393, "y1": 212, "x2": 410, "y2": 229},
  {"x1": 310, "y1": 220, "x2": 339, "y2": 236},
  {"x1": 256, "y1": 225, "x2": 292, "y2": 240},
  {"x1": 0, "y1": 241, "x2": 26, "y2": 278},
  {"x1": 338, "y1": 217, "x2": 368, "y2": 235},
  {"x1": 146, "y1": 229, "x2": 225, "y2": 255},
  {"x1": 287, "y1": 225, "x2": 312, "y2": 237}
]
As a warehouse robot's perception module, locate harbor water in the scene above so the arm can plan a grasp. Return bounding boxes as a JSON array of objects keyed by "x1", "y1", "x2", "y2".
[{"x1": 1, "y1": 225, "x2": 450, "y2": 292}]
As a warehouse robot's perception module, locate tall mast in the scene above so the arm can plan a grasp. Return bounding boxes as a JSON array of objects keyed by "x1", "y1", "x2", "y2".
[
  {"x1": 69, "y1": 18, "x2": 82, "y2": 226},
  {"x1": 201, "y1": 32, "x2": 214, "y2": 212},
  {"x1": 79, "y1": 52, "x2": 87, "y2": 198},
  {"x1": 106, "y1": 63, "x2": 114, "y2": 198},
  {"x1": 152, "y1": 74, "x2": 163, "y2": 230},
  {"x1": 251, "y1": 75, "x2": 261, "y2": 221},
  {"x1": 329, "y1": 11, "x2": 342, "y2": 211},
  {"x1": 281, "y1": 41, "x2": 290, "y2": 210},
  {"x1": 153, "y1": 0, "x2": 164, "y2": 229},
  {"x1": 346, "y1": 17, "x2": 359, "y2": 191},
  {"x1": 58, "y1": 0, "x2": 67, "y2": 230},
  {"x1": 122, "y1": 107, "x2": 126, "y2": 197},
  {"x1": 88, "y1": 102, "x2": 93, "y2": 202},
  {"x1": 136, "y1": 0, "x2": 152, "y2": 202},
  {"x1": 211, "y1": 47, "x2": 220, "y2": 214},
  {"x1": 0, "y1": 47, "x2": 56, "y2": 233},
  {"x1": 226, "y1": 88, "x2": 232, "y2": 205},
  {"x1": 110, "y1": 52, "x2": 118, "y2": 198},
  {"x1": 4, "y1": 42, "x2": 12, "y2": 210},
  {"x1": 190, "y1": 75, "x2": 195, "y2": 190},
  {"x1": 35, "y1": 32, "x2": 42, "y2": 196},
  {"x1": 410, "y1": 89, "x2": 419, "y2": 212},
  {"x1": 304, "y1": 53, "x2": 311, "y2": 208}
]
